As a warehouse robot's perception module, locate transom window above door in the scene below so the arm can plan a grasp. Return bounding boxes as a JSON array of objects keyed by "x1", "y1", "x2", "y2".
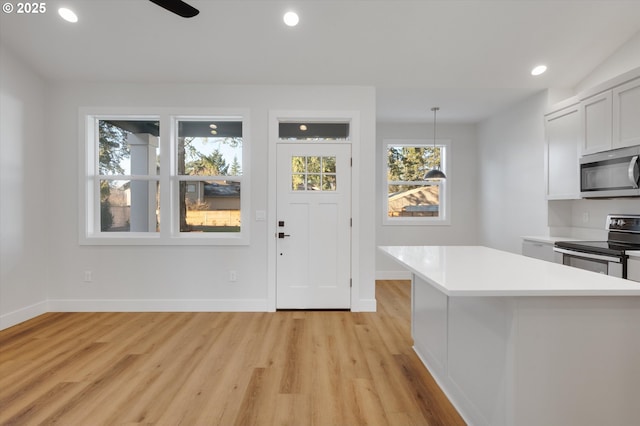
[{"x1": 279, "y1": 122, "x2": 350, "y2": 141}]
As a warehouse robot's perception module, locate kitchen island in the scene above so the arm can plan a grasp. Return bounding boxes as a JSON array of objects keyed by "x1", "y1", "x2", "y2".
[{"x1": 379, "y1": 245, "x2": 640, "y2": 426}]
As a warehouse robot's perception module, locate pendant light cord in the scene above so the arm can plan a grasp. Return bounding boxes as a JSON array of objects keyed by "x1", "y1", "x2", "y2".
[
  {"x1": 432, "y1": 107, "x2": 438, "y2": 150},
  {"x1": 424, "y1": 106, "x2": 446, "y2": 180}
]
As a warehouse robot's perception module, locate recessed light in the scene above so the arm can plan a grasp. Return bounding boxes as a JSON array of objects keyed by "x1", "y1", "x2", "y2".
[
  {"x1": 531, "y1": 65, "x2": 547, "y2": 76},
  {"x1": 58, "y1": 7, "x2": 78, "y2": 23},
  {"x1": 299, "y1": 124, "x2": 307, "y2": 131},
  {"x1": 283, "y1": 11, "x2": 299, "y2": 27},
  {"x1": 209, "y1": 124, "x2": 217, "y2": 129},
  {"x1": 211, "y1": 130, "x2": 218, "y2": 135}
]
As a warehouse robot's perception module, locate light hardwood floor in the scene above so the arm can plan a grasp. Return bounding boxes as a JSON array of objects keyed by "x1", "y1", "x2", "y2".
[{"x1": 0, "y1": 280, "x2": 465, "y2": 425}]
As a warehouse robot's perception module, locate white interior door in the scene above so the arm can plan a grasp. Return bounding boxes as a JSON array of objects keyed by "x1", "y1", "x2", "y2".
[{"x1": 276, "y1": 143, "x2": 351, "y2": 309}]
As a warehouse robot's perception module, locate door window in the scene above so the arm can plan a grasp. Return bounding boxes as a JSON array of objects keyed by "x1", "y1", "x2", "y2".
[{"x1": 291, "y1": 156, "x2": 337, "y2": 191}]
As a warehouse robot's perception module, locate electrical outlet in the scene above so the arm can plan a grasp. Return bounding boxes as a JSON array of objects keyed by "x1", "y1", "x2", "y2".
[
  {"x1": 84, "y1": 271, "x2": 93, "y2": 283},
  {"x1": 229, "y1": 270, "x2": 237, "y2": 282}
]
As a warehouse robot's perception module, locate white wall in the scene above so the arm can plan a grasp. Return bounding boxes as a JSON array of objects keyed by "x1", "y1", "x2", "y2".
[
  {"x1": 32, "y1": 82, "x2": 375, "y2": 317},
  {"x1": 0, "y1": 45, "x2": 49, "y2": 328},
  {"x1": 476, "y1": 91, "x2": 550, "y2": 253},
  {"x1": 376, "y1": 122, "x2": 479, "y2": 276},
  {"x1": 575, "y1": 30, "x2": 640, "y2": 93},
  {"x1": 549, "y1": 199, "x2": 640, "y2": 240}
]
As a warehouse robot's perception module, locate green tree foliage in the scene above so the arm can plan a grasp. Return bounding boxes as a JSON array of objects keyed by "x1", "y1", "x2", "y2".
[
  {"x1": 98, "y1": 121, "x2": 131, "y2": 231},
  {"x1": 387, "y1": 146, "x2": 441, "y2": 193},
  {"x1": 186, "y1": 150, "x2": 229, "y2": 176},
  {"x1": 230, "y1": 156, "x2": 241, "y2": 176},
  {"x1": 98, "y1": 121, "x2": 130, "y2": 175}
]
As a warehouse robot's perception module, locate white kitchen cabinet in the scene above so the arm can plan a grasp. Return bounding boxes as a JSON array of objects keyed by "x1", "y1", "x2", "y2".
[
  {"x1": 544, "y1": 102, "x2": 580, "y2": 199},
  {"x1": 612, "y1": 78, "x2": 640, "y2": 149},
  {"x1": 579, "y1": 73, "x2": 640, "y2": 155},
  {"x1": 580, "y1": 90, "x2": 612, "y2": 155},
  {"x1": 629, "y1": 256, "x2": 640, "y2": 283},
  {"x1": 522, "y1": 239, "x2": 556, "y2": 262}
]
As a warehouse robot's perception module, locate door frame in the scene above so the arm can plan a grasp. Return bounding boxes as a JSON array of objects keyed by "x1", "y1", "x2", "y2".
[{"x1": 267, "y1": 110, "x2": 361, "y2": 311}]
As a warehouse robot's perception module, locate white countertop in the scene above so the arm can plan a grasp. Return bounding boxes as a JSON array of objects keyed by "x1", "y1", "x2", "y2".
[{"x1": 379, "y1": 245, "x2": 640, "y2": 297}]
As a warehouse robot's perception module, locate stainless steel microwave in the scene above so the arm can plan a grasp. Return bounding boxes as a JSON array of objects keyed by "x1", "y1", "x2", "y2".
[{"x1": 580, "y1": 145, "x2": 640, "y2": 198}]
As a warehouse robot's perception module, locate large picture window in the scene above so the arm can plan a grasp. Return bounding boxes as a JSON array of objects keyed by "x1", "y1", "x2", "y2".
[
  {"x1": 82, "y1": 110, "x2": 249, "y2": 245},
  {"x1": 383, "y1": 139, "x2": 450, "y2": 225}
]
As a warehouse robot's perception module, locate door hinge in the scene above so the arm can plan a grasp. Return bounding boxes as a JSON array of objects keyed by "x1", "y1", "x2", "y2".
[
  {"x1": 350, "y1": 278, "x2": 352, "y2": 288},
  {"x1": 350, "y1": 157, "x2": 353, "y2": 167},
  {"x1": 350, "y1": 218, "x2": 352, "y2": 227}
]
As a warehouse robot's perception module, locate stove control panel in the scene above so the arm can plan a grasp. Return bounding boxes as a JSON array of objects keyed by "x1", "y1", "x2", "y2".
[{"x1": 607, "y1": 215, "x2": 640, "y2": 233}]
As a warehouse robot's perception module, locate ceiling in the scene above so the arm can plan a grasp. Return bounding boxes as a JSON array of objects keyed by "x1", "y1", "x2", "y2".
[{"x1": 1, "y1": 0, "x2": 640, "y2": 123}]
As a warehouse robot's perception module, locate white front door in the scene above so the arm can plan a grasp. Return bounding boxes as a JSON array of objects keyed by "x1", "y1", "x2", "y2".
[{"x1": 276, "y1": 143, "x2": 351, "y2": 309}]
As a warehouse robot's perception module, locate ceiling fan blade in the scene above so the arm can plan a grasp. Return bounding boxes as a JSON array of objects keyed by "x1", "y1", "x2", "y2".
[{"x1": 149, "y1": 0, "x2": 199, "y2": 18}]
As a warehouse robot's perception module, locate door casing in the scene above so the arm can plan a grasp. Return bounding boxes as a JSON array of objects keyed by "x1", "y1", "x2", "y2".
[{"x1": 267, "y1": 110, "x2": 360, "y2": 311}]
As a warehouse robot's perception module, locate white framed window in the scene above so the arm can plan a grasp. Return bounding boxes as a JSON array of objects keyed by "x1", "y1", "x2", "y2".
[
  {"x1": 383, "y1": 139, "x2": 451, "y2": 225},
  {"x1": 81, "y1": 109, "x2": 249, "y2": 245}
]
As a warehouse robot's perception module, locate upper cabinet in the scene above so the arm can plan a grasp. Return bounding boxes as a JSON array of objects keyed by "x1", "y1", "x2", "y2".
[
  {"x1": 580, "y1": 91, "x2": 612, "y2": 155},
  {"x1": 612, "y1": 78, "x2": 640, "y2": 149},
  {"x1": 545, "y1": 102, "x2": 581, "y2": 199},
  {"x1": 579, "y1": 73, "x2": 640, "y2": 155}
]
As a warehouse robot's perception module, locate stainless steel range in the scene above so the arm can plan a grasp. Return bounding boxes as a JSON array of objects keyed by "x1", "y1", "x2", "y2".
[{"x1": 553, "y1": 214, "x2": 640, "y2": 279}]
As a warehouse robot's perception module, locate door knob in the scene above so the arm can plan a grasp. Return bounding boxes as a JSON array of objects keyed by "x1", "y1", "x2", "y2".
[{"x1": 277, "y1": 232, "x2": 291, "y2": 239}]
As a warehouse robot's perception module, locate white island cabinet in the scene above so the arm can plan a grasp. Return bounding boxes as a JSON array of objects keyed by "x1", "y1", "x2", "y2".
[{"x1": 379, "y1": 245, "x2": 640, "y2": 426}]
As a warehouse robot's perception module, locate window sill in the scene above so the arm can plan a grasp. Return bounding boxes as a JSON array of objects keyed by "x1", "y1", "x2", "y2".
[{"x1": 383, "y1": 217, "x2": 451, "y2": 226}]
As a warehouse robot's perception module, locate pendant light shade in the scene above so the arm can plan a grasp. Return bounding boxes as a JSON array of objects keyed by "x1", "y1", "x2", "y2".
[
  {"x1": 424, "y1": 106, "x2": 446, "y2": 180},
  {"x1": 424, "y1": 168, "x2": 447, "y2": 180}
]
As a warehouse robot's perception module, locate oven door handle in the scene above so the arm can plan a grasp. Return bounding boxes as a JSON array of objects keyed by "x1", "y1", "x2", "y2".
[
  {"x1": 629, "y1": 155, "x2": 639, "y2": 189},
  {"x1": 553, "y1": 247, "x2": 622, "y2": 263}
]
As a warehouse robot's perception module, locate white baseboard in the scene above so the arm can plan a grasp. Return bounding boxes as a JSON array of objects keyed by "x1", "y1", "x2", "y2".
[
  {"x1": 48, "y1": 298, "x2": 269, "y2": 312},
  {"x1": 413, "y1": 345, "x2": 475, "y2": 426},
  {"x1": 1, "y1": 296, "x2": 378, "y2": 328},
  {"x1": 376, "y1": 270, "x2": 412, "y2": 280},
  {"x1": 0, "y1": 300, "x2": 48, "y2": 331},
  {"x1": 353, "y1": 298, "x2": 377, "y2": 312}
]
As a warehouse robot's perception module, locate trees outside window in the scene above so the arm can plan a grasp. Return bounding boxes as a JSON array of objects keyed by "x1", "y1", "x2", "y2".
[
  {"x1": 384, "y1": 140, "x2": 450, "y2": 225},
  {"x1": 83, "y1": 112, "x2": 249, "y2": 245}
]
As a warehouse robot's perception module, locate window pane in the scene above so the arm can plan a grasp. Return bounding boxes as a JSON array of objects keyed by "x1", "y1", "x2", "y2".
[
  {"x1": 292, "y1": 174, "x2": 305, "y2": 191},
  {"x1": 322, "y1": 157, "x2": 336, "y2": 173},
  {"x1": 292, "y1": 156, "x2": 305, "y2": 173},
  {"x1": 177, "y1": 120, "x2": 243, "y2": 177},
  {"x1": 387, "y1": 146, "x2": 442, "y2": 181},
  {"x1": 279, "y1": 122, "x2": 349, "y2": 141},
  {"x1": 307, "y1": 174, "x2": 321, "y2": 190},
  {"x1": 180, "y1": 180, "x2": 241, "y2": 232},
  {"x1": 307, "y1": 156, "x2": 321, "y2": 173},
  {"x1": 100, "y1": 179, "x2": 160, "y2": 232},
  {"x1": 323, "y1": 175, "x2": 337, "y2": 191},
  {"x1": 99, "y1": 120, "x2": 160, "y2": 176},
  {"x1": 388, "y1": 184, "x2": 440, "y2": 217}
]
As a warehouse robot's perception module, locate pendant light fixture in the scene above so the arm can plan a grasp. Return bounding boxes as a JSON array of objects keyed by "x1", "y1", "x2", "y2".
[{"x1": 424, "y1": 106, "x2": 446, "y2": 180}]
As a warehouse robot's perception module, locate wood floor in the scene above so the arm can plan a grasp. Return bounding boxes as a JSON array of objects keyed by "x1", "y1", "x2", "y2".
[{"x1": 0, "y1": 280, "x2": 465, "y2": 425}]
